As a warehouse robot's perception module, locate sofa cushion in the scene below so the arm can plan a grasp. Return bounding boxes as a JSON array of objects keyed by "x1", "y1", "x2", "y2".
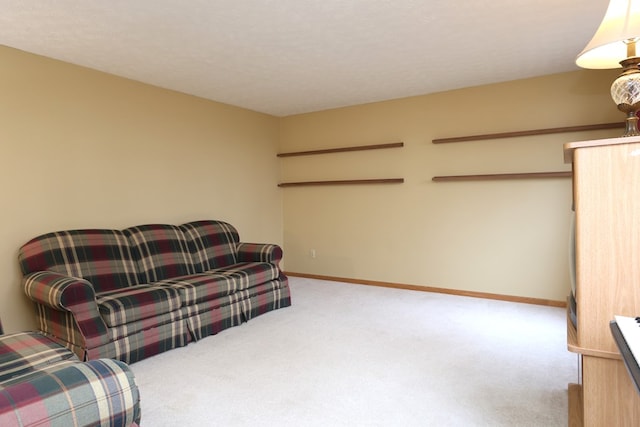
[
  {"x1": 0, "y1": 332, "x2": 77, "y2": 384},
  {"x1": 97, "y1": 285, "x2": 182, "y2": 327},
  {"x1": 212, "y1": 262, "x2": 280, "y2": 290},
  {"x1": 157, "y1": 273, "x2": 238, "y2": 306},
  {"x1": 125, "y1": 224, "x2": 196, "y2": 283},
  {"x1": 156, "y1": 261, "x2": 279, "y2": 306},
  {"x1": 181, "y1": 220, "x2": 239, "y2": 272},
  {"x1": 18, "y1": 230, "x2": 140, "y2": 293}
]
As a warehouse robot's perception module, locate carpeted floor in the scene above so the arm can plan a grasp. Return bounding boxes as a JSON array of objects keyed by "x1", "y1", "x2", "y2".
[{"x1": 130, "y1": 277, "x2": 576, "y2": 426}]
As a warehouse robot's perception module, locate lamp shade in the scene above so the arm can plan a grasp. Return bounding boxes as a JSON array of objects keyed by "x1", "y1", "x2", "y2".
[{"x1": 577, "y1": 0, "x2": 640, "y2": 69}]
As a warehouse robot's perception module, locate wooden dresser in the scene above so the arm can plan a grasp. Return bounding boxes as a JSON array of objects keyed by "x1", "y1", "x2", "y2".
[{"x1": 565, "y1": 136, "x2": 640, "y2": 426}]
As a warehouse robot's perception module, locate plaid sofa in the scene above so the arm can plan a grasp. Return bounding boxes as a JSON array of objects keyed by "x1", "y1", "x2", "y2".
[
  {"x1": 0, "y1": 328, "x2": 141, "y2": 427},
  {"x1": 18, "y1": 220, "x2": 291, "y2": 364}
]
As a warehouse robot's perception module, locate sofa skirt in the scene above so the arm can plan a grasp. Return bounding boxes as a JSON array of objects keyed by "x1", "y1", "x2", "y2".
[
  {"x1": 85, "y1": 280, "x2": 291, "y2": 363},
  {"x1": 184, "y1": 279, "x2": 291, "y2": 340},
  {"x1": 240, "y1": 279, "x2": 292, "y2": 321},
  {"x1": 89, "y1": 319, "x2": 191, "y2": 364}
]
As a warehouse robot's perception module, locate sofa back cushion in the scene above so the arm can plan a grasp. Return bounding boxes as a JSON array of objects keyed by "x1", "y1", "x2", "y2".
[
  {"x1": 125, "y1": 224, "x2": 195, "y2": 283},
  {"x1": 18, "y1": 230, "x2": 140, "y2": 293},
  {"x1": 180, "y1": 220, "x2": 239, "y2": 272}
]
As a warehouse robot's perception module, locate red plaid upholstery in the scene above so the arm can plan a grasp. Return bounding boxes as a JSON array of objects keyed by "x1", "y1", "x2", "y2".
[
  {"x1": 104, "y1": 320, "x2": 190, "y2": 364},
  {"x1": 181, "y1": 220, "x2": 239, "y2": 271},
  {"x1": 157, "y1": 273, "x2": 238, "y2": 305},
  {"x1": 183, "y1": 293, "x2": 246, "y2": 341},
  {"x1": 212, "y1": 262, "x2": 280, "y2": 290},
  {"x1": 124, "y1": 224, "x2": 196, "y2": 283},
  {"x1": 18, "y1": 220, "x2": 291, "y2": 364},
  {"x1": 0, "y1": 332, "x2": 76, "y2": 383},
  {"x1": 156, "y1": 262, "x2": 279, "y2": 306},
  {"x1": 97, "y1": 284, "x2": 182, "y2": 327},
  {"x1": 23, "y1": 272, "x2": 111, "y2": 351},
  {"x1": 184, "y1": 278, "x2": 290, "y2": 340},
  {"x1": 237, "y1": 242, "x2": 284, "y2": 266},
  {"x1": 240, "y1": 275, "x2": 292, "y2": 321},
  {"x1": 19, "y1": 229, "x2": 140, "y2": 293},
  {"x1": 0, "y1": 359, "x2": 141, "y2": 426},
  {"x1": 0, "y1": 332, "x2": 141, "y2": 426}
]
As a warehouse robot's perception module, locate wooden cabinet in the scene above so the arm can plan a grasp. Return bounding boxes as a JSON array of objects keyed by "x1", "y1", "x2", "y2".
[{"x1": 565, "y1": 136, "x2": 640, "y2": 426}]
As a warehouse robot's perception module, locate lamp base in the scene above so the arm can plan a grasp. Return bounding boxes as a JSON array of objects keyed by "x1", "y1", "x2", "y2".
[
  {"x1": 612, "y1": 57, "x2": 640, "y2": 137},
  {"x1": 618, "y1": 106, "x2": 640, "y2": 137}
]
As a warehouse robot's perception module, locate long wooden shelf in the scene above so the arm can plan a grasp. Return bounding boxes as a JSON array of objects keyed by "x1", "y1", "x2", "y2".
[
  {"x1": 432, "y1": 171, "x2": 571, "y2": 182},
  {"x1": 432, "y1": 122, "x2": 623, "y2": 144},
  {"x1": 277, "y1": 142, "x2": 403, "y2": 157},
  {"x1": 278, "y1": 178, "x2": 404, "y2": 187}
]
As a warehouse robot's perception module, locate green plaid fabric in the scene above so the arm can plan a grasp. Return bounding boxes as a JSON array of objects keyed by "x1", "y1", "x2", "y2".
[
  {"x1": 236, "y1": 242, "x2": 283, "y2": 265},
  {"x1": 184, "y1": 279, "x2": 291, "y2": 340},
  {"x1": 104, "y1": 318, "x2": 190, "y2": 364},
  {"x1": 183, "y1": 293, "x2": 246, "y2": 341},
  {"x1": 107, "y1": 310, "x2": 185, "y2": 343},
  {"x1": 155, "y1": 261, "x2": 279, "y2": 306},
  {"x1": 125, "y1": 224, "x2": 196, "y2": 283},
  {"x1": 19, "y1": 220, "x2": 290, "y2": 364},
  {"x1": 19, "y1": 229, "x2": 140, "y2": 293},
  {"x1": 32, "y1": 306, "x2": 93, "y2": 360},
  {"x1": 157, "y1": 273, "x2": 238, "y2": 305},
  {"x1": 0, "y1": 332, "x2": 141, "y2": 426},
  {"x1": 210, "y1": 262, "x2": 280, "y2": 291},
  {"x1": 239, "y1": 277, "x2": 292, "y2": 321},
  {"x1": 24, "y1": 271, "x2": 111, "y2": 351},
  {"x1": 97, "y1": 284, "x2": 182, "y2": 327},
  {"x1": 0, "y1": 358, "x2": 141, "y2": 426},
  {"x1": 0, "y1": 332, "x2": 77, "y2": 383},
  {"x1": 181, "y1": 220, "x2": 239, "y2": 271}
]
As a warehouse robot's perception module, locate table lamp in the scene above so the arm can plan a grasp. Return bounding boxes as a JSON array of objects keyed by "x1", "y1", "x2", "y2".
[{"x1": 577, "y1": 0, "x2": 640, "y2": 136}]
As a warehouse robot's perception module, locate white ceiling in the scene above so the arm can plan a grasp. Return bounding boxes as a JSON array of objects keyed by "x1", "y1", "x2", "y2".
[{"x1": 0, "y1": 0, "x2": 610, "y2": 117}]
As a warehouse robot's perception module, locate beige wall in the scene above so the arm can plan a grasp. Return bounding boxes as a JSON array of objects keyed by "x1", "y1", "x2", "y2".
[
  {"x1": 279, "y1": 69, "x2": 622, "y2": 302},
  {"x1": 0, "y1": 43, "x2": 625, "y2": 331},
  {"x1": 0, "y1": 46, "x2": 282, "y2": 332}
]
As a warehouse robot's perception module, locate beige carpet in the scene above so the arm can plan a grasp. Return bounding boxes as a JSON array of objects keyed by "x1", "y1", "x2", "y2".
[{"x1": 130, "y1": 277, "x2": 576, "y2": 426}]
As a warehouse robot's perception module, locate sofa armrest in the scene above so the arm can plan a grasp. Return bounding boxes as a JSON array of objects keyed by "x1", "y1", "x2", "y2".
[
  {"x1": 23, "y1": 271, "x2": 109, "y2": 350},
  {"x1": 23, "y1": 271, "x2": 97, "y2": 311},
  {"x1": 236, "y1": 243, "x2": 283, "y2": 265},
  {"x1": 0, "y1": 358, "x2": 141, "y2": 427}
]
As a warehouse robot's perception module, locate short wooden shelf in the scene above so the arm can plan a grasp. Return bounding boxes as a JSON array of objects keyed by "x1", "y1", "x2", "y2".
[
  {"x1": 278, "y1": 178, "x2": 404, "y2": 187},
  {"x1": 277, "y1": 142, "x2": 403, "y2": 157},
  {"x1": 567, "y1": 307, "x2": 620, "y2": 360},
  {"x1": 432, "y1": 171, "x2": 571, "y2": 182},
  {"x1": 568, "y1": 383, "x2": 584, "y2": 427},
  {"x1": 432, "y1": 122, "x2": 623, "y2": 144}
]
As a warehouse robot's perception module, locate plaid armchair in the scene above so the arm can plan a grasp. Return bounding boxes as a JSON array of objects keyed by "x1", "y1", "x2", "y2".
[{"x1": 0, "y1": 321, "x2": 141, "y2": 427}]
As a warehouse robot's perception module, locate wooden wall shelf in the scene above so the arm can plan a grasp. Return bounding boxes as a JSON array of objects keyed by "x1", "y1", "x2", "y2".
[
  {"x1": 277, "y1": 142, "x2": 403, "y2": 157},
  {"x1": 278, "y1": 178, "x2": 404, "y2": 187},
  {"x1": 432, "y1": 122, "x2": 623, "y2": 144},
  {"x1": 432, "y1": 171, "x2": 571, "y2": 182}
]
